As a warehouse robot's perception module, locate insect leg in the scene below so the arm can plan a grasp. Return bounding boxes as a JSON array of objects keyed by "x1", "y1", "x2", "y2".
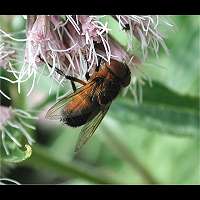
[
  {"x1": 65, "y1": 75, "x2": 86, "y2": 86},
  {"x1": 95, "y1": 57, "x2": 102, "y2": 72},
  {"x1": 85, "y1": 72, "x2": 90, "y2": 81},
  {"x1": 84, "y1": 55, "x2": 90, "y2": 81},
  {"x1": 38, "y1": 55, "x2": 87, "y2": 86},
  {"x1": 84, "y1": 55, "x2": 102, "y2": 80},
  {"x1": 70, "y1": 80, "x2": 77, "y2": 92}
]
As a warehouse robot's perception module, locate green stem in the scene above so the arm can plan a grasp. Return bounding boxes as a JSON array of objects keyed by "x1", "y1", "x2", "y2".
[
  {"x1": 103, "y1": 128, "x2": 159, "y2": 184},
  {"x1": 23, "y1": 145, "x2": 116, "y2": 184}
]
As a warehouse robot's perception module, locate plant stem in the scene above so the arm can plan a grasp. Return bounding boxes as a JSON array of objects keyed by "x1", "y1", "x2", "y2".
[{"x1": 23, "y1": 145, "x2": 116, "y2": 184}]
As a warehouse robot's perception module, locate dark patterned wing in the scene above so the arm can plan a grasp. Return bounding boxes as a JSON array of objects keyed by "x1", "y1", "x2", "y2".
[
  {"x1": 45, "y1": 81, "x2": 96, "y2": 120},
  {"x1": 74, "y1": 103, "x2": 111, "y2": 152}
]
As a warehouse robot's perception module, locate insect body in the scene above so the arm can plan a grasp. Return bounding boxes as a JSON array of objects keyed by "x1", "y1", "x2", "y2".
[{"x1": 46, "y1": 59, "x2": 131, "y2": 152}]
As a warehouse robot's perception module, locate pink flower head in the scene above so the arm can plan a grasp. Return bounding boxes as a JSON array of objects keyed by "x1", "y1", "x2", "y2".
[
  {"x1": 114, "y1": 15, "x2": 171, "y2": 59},
  {"x1": 0, "y1": 105, "x2": 36, "y2": 155},
  {"x1": 0, "y1": 15, "x2": 171, "y2": 101}
]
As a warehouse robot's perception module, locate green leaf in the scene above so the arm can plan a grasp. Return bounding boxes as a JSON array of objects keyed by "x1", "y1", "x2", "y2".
[
  {"x1": 23, "y1": 145, "x2": 116, "y2": 184},
  {"x1": 112, "y1": 81, "x2": 198, "y2": 138},
  {"x1": 144, "y1": 15, "x2": 200, "y2": 97},
  {"x1": 98, "y1": 81, "x2": 199, "y2": 184}
]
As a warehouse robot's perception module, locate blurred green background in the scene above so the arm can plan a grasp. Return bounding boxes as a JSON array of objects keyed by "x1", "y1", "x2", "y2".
[{"x1": 0, "y1": 15, "x2": 199, "y2": 184}]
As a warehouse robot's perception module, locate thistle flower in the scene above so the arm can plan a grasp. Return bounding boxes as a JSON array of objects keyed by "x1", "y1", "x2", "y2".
[
  {"x1": 0, "y1": 15, "x2": 172, "y2": 102},
  {"x1": 16, "y1": 15, "x2": 110, "y2": 96},
  {"x1": 0, "y1": 42, "x2": 16, "y2": 69},
  {"x1": 22, "y1": 15, "x2": 70, "y2": 95},
  {"x1": 0, "y1": 105, "x2": 36, "y2": 156},
  {"x1": 113, "y1": 15, "x2": 173, "y2": 59},
  {"x1": 14, "y1": 15, "x2": 121, "y2": 98},
  {"x1": 0, "y1": 42, "x2": 16, "y2": 100},
  {"x1": 49, "y1": 15, "x2": 112, "y2": 77}
]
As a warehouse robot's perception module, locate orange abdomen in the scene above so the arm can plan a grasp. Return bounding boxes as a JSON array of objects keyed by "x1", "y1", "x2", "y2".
[{"x1": 61, "y1": 93, "x2": 100, "y2": 127}]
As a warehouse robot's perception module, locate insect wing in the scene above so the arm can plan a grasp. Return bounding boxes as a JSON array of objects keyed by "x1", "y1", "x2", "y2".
[
  {"x1": 45, "y1": 81, "x2": 96, "y2": 120},
  {"x1": 75, "y1": 103, "x2": 111, "y2": 152}
]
